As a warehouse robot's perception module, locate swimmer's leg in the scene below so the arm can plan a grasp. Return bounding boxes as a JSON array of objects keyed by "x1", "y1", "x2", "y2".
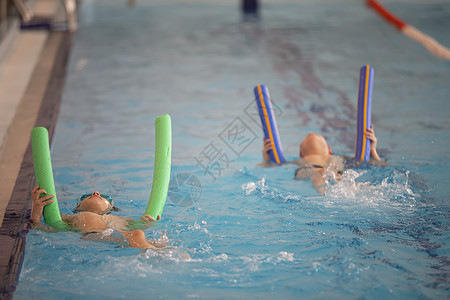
[
  {"x1": 120, "y1": 229, "x2": 156, "y2": 249},
  {"x1": 81, "y1": 230, "x2": 128, "y2": 246}
]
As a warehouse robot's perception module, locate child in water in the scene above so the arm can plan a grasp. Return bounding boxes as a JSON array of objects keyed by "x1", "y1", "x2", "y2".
[
  {"x1": 30, "y1": 187, "x2": 162, "y2": 249},
  {"x1": 261, "y1": 125, "x2": 382, "y2": 193}
]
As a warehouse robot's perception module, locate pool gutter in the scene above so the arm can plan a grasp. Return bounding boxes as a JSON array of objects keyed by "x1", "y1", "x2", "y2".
[{"x1": 0, "y1": 28, "x2": 73, "y2": 300}]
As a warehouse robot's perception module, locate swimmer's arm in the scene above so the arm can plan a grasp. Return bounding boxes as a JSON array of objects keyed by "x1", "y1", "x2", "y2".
[
  {"x1": 261, "y1": 138, "x2": 303, "y2": 167},
  {"x1": 126, "y1": 214, "x2": 161, "y2": 231},
  {"x1": 289, "y1": 158, "x2": 304, "y2": 165},
  {"x1": 257, "y1": 161, "x2": 274, "y2": 167},
  {"x1": 260, "y1": 138, "x2": 273, "y2": 166},
  {"x1": 365, "y1": 126, "x2": 389, "y2": 166},
  {"x1": 137, "y1": 214, "x2": 161, "y2": 230},
  {"x1": 310, "y1": 171, "x2": 326, "y2": 195},
  {"x1": 30, "y1": 186, "x2": 55, "y2": 229},
  {"x1": 366, "y1": 125, "x2": 381, "y2": 161},
  {"x1": 141, "y1": 214, "x2": 161, "y2": 222}
]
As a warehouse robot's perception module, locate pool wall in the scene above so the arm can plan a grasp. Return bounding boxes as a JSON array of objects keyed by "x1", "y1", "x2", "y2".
[{"x1": 0, "y1": 1, "x2": 73, "y2": 295}]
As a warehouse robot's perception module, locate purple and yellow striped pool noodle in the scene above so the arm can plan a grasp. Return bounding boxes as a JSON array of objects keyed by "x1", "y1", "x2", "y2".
[
  {"x1": 355, "y1": 65, "x2": 374, "y2": 162},
  {"x1": 254, "y1": 84, "x2": 286, "y2": 164}
]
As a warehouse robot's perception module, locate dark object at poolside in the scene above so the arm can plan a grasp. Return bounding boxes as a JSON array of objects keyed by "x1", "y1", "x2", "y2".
[
  {"x1": 242, "y1": 0, "x2": 259, "y2": 15},
  {"x1": 20, "y1": 16, "x2": 52, "y2": 30}
]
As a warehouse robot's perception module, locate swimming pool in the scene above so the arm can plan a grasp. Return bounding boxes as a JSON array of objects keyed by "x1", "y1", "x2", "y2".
[{"x1": 15, "y1": 0, "x2": 450, "y2": 299}]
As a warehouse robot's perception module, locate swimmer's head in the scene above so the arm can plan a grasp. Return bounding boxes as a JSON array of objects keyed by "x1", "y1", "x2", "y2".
[
  {"x1": 299, "y1": 133, "x2": 333, "y2": 158},
  {"x1": 73, "y1": 191, "x2": 120, "y2": 215}
]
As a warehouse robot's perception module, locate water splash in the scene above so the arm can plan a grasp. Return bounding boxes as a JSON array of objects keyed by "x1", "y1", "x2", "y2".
[
  {"x1": 241, "y1": 177, "x2": 303, "y2": 203},
  {"x1": 241, "y1": 177, "x2": 266, "y2": 195},
  {"x1": 324, "y1": 168, "x2": 418, "y2": 211}
]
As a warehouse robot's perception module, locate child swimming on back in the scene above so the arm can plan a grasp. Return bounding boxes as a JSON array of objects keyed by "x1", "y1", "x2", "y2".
[
  {"x1": 30, "y1": 187, "x2": 162, "y2": 249},
  {"x1": 261, "y1": 125, "x2": 383, "y2": 193}
]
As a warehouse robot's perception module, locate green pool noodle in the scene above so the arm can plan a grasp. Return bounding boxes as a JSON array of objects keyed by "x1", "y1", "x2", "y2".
[
  {"x1": 31, "y1": 127, "x2": 68, "y2": 230},
  {"x1": 142, "y1": 114, "x2": 172, "y2": 220}
]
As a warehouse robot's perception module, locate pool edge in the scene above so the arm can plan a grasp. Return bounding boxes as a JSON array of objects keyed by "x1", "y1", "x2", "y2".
[{"x1": 0, "y1": 30, "x2": 73, "y2": 299}]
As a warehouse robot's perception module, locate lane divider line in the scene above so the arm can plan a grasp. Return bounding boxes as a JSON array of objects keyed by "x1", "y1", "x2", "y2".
[{"x1": 367, "y1": 0, "x2": 450, "y2": 61}]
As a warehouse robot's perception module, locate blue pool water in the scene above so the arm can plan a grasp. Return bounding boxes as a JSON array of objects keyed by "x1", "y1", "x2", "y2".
[{"x1": 16, "y1": 0, "x2": 450, "y2": 299}]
